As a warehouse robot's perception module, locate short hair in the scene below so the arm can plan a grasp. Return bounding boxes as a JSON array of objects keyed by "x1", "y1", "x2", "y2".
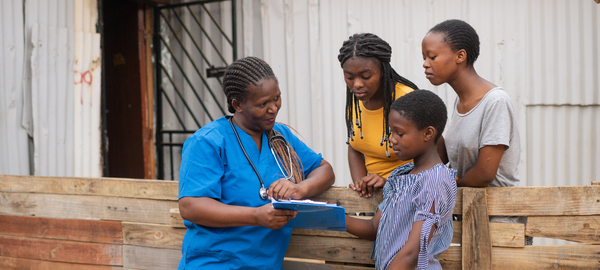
[
  {"x1": 428, "y1": 19, "x2": 480, "y2": 67},
  {"x1": 390, "y1": 90, "x2": 447, "y2": 142},
  {"x1": 337, "y1": 33, "x2": 418, "y2": 150},
  {"x1": 222, "y1": 56, "x2": 277, "y2": 113}
]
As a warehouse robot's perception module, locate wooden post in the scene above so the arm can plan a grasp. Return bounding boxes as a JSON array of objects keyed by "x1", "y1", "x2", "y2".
[{"x1": 462, "y1": 188, "x2": 492, "y2": 270}]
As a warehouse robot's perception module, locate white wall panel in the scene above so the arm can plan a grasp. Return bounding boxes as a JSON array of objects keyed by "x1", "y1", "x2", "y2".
[
  {"x1": 25, "y1": 0, "x2": 100, "y2": 177},
  {"x1": 527, "y1": 105, "x2": 600, "y2": 186},
  {"x1": 0, "y1": 0, "x2": 29, "y2": 175},
  {"x1": 258, "y1": 0, "x2": 600, "y2": 188}
]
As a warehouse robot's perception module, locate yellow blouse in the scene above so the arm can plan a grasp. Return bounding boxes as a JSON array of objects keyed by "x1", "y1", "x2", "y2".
[{"x1": 349, "y1": 83, "x2": 414, "y2": 178}]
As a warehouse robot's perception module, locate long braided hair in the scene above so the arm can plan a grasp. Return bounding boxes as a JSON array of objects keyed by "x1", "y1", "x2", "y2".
[
  {"x1": 428, "y1": 19, "x2": 480, "y2": 67},
  {"x1": 223, "y1": 56, "x2": 305, "y2": 183},
  {"x1": 338, "y1": 33, "x2": 418, "y2": 156}
]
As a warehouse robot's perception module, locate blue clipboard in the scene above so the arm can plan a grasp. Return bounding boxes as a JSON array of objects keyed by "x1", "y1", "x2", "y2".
[{"x1": 272, "y1": 200, "x2": 346, "y2": 231}]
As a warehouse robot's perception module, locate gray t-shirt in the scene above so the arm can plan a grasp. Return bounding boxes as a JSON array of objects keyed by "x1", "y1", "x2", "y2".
[{"x1": 445, "y1": 87, "x2": 520, "y2": 187}]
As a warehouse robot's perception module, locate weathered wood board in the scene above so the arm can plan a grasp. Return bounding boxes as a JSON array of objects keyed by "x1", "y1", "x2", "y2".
[
  {"x1": 462, "y1": 188, "x2": 491, "y2": 270},
  {"x1": 0, "y1": 256, "x2": 121, "y2": 270},
  {"x1": 526, "y1": 215, "x2": 600, "y2": 244},
  {"x1": 0, "y1": 235, "x2": 122, "y2": 265},
  {"x1": 123, "y1": 245, "x2": 181, "y2": 270},
  {"x1": 0, "y1": 175, "x2": 178, "y2": 200},
  {"x1": 0, "y1": 192, "x2": 178, "y2": 224},
  {"x1": 0, "y1": 214, "x2": 122, "y2": 244},
  {"x1": 122, "y1": 222, "x2": 185, "y2": 249},
  {"x1": 486, "y1": 186, "x2": 600, "y2": 216}
]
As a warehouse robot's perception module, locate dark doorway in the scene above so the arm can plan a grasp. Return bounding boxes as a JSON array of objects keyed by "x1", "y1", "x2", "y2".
[{"x1": 102, "y1": 0, "x2": 149, "y2": 179}]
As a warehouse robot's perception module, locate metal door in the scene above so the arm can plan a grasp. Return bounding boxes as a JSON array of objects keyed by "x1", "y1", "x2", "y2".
[{"x1": 154, "y1": 0, "x2": 236, "y2": 180}]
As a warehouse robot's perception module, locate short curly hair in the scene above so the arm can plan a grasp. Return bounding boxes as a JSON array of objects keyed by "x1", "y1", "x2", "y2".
[
  {"x1": 428, "y1": 19, "x2": 480, "y2": 67},
  {"x1": 390, "y1": 90, "x2": 447, "y2": 142}
]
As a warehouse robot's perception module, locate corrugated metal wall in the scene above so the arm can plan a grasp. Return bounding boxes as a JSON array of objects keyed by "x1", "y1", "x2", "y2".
[
  {"x1": 0, "y1": 0, "x2": 101, "y2": 177},
  {"x1": 258, "y1": 0, "x2": 600, "y2": 189},
  {"x1": 0, "y1": 0, "x2": 29, "y2": 175},
  {"x1": 27, "y1": 0, "x2": 101, "y2": 177}
]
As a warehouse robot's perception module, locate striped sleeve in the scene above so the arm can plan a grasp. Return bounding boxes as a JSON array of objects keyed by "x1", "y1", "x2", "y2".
[{"x1": 412, "y1": 168, "x2": 445, "y2": 269}]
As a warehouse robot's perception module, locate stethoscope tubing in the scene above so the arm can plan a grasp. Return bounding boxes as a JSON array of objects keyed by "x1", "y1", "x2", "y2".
[
  {"x1": 228, "y1": 116, "x2": 294, "y2": 200},
  {"x1": 229, "y1": 116, "x2": 268, "y2": 200}
]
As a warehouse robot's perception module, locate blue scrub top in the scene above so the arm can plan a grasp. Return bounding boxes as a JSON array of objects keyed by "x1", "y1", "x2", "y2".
[{"x1": 178, "y1": 116, "x2": 323, "y2": 270}]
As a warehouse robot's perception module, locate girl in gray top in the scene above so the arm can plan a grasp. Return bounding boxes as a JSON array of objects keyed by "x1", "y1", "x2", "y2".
[{"x1": 421, "y1": 19, "x2": 520, "y2": 189}]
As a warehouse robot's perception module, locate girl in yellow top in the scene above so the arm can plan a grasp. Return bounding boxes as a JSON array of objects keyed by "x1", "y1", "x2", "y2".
[{"x1": 338, "y1": 33, "x2": 419, "y2": 197}]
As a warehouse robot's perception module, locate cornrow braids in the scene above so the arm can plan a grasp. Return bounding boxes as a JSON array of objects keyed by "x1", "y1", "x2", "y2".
[
  {"x1": 428, "y1": 19, "x2": 480, "y2": 67},
  {"x1": 223, "y1": 56, "x2": 305, "y2": 183},
  {"x1": 338, "y1": 33, "x2": 418, "y2": 157},
  {"x1": 222, "y1": 56, "x2": 277, "y2": 114}
]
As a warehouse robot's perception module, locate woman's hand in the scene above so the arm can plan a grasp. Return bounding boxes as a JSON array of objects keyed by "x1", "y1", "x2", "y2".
[
  {"x1": 268, "y1": 179, "x2": 307, "y2": 200},
  {"x1": 349, "y1": 174, "x2": 386, "y2": 198},
  {"x1": 254, "y1": 203, "x2": 297, "y2": 230}
]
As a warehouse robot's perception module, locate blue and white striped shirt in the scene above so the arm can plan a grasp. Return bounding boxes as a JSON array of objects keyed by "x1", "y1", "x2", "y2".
[{"x1": 373, "y1": 163, "x2": 457, "y2": 270}]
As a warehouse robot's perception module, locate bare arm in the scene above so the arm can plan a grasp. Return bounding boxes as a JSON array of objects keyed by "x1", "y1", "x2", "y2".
[
  {"x1": 346, "y1": 210, "x2": 382, "y2": 241},
  {"x1": 387, "y1": 204, "x2": 437, "y2": 270},
  {"x1": 437, "y1": 136, "x2": 449, "y2": 165},
  {"x1": 348, "y1": 144, "x2": 368, "y2": 185},
  {"x1": 456, "y1": 144, "x2": 505, "y2": 187},
  {"x1": 268, "y1": 159, "x2": 335, "y2": 200},
  {"x1": 348, "y1": 145, "x2": 386, "y2": 197},
  {"x1": 178, "y1": 197, "x2": 296, "y2": 230}
]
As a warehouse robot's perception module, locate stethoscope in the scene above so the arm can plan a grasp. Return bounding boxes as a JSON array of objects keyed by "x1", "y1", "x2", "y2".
[{"x1": 228, "y1": 116, "x2": 294, "y2": 200}]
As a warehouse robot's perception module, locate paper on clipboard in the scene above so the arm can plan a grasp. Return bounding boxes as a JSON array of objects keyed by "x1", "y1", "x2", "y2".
[{"x1": 271, "y1": 198, "x2": 346, "y2": 231}]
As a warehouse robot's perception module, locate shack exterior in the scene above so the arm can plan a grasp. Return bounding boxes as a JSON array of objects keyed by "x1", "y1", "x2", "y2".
[{"x1": 0, "y1": 1, "x2": 599, "y2": 186}]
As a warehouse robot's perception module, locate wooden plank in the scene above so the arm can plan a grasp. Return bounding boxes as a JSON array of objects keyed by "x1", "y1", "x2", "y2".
[
  {"x1": 286, "y1": 235, "x2": 373, "y2": 264},
  {"x1": 293, "y1": 228, "x2": 359, "y2": 239},
  {"x1": 170, "y1": 208, "x2": 185, "y2": 228},
  {"x1": 437, "y1": 246, "x2": 462, "y2": 270},
  {"x1": 526, "y1": 215, "x2": 600, "y2": 244},
  {"x1": 489, "y1": 222, "x2": 524, "y2": 247},
  {"x1": 592, "y1": 181, "x2": 599, "y2": 185},
  {"x1": 309, "y1": 187, "x2": 382, "y2": 214},
  {"x1": 486, "y1": 186, "x2": 600, "y2": 216},
  {"x1": 123, "y1": 245, "x2": 180, "y2": 270},
  {"x1": 282, "y1": 259, "x2": 374, "y2": 270},
  {"x1": 451, "y1": 221, "x2": 523, "y2": 247},
  {"x1": 462, "y1": 188, "x2": 491, "y2": 270},
  {"x1": 0, "y1": 192, "x2": 178, "y2": 224},
  {"x1": 0, "y1": 175, "x2": 178, "y2": 200},
  {"x1": 455, "y1": 187, "x2": 463, "y2": 215},
  {"x1": 452, "y1": 220, "x2": 461, "y2": 244},
  {"x1": 0, "y1": 256, "x2": 121, "y2": 270},
  {"x1": 122, "y1": 222, "x2": 184, "y2": 249},
  {"x1": 0, "y1": 235, "x2": 122, "y2": 266},
  {"x1": 0, "y1": 214, "x2": 122, "y2": 244},
  {"x1": 142, "y1": 5, "x2": 156, "y2": 180},
  {"x1": 491, "y1": 245, "x2": 600, "y2": 269}
]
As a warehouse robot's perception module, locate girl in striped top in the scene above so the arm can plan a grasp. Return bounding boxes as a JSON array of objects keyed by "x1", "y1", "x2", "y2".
[{"x1": 345, "y1": 90, "x2": 457, "y2": 270}]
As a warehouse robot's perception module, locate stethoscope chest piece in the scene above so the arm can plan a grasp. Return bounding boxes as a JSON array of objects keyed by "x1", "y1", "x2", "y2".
[{"x1": 259, "y1": 187, "x2": 268, "y2": 200}]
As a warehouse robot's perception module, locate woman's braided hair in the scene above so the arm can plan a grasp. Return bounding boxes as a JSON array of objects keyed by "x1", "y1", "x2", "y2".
[
  {"x1": 428, "y1": 19, "x2": 480, "y2": 67},
  {"x1": 222, "y1": 56, "x2": 305, "y2": 183},
  {"x1": 338, "y1": 33, "x2": 418, "y2": 156}
]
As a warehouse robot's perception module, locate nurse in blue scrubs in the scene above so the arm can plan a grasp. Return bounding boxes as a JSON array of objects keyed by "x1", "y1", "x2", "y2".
[{"x1": 177, "y1": 57, "x2": 335, "y2": 269}]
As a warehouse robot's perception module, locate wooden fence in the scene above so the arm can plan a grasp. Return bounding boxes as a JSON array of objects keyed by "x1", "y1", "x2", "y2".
[{"x1": 1, "y1": 175, "x2": 599, "y2": 269}]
